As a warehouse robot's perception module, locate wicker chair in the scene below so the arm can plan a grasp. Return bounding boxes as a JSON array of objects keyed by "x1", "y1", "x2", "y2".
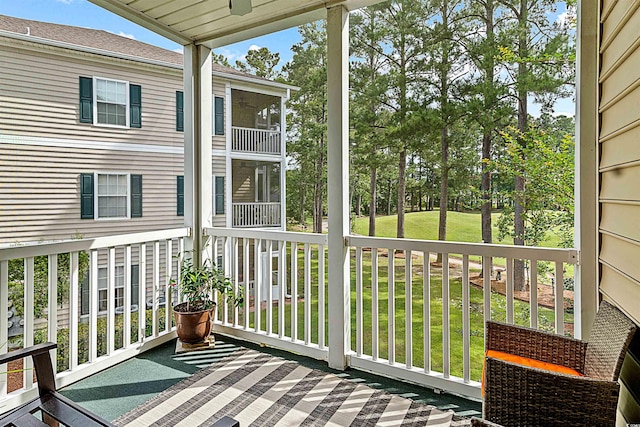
[{"x1": 483, "y1": 300, "x2": 637, "y2": 427}]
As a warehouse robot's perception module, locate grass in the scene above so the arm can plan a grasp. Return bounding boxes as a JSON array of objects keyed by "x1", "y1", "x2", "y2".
[{"x1": 352, "y1": 211, "x2": 564, "y2": 248}]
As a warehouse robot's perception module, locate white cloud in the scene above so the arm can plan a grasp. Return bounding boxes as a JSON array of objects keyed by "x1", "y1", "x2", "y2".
[
  {"x1": 118, "y1": 31, "x2": 136, "y2": 40},
  {"x1": 248, "y1": 44, "x2": 261, "y2": 51},
  {"x1": 173, "y1": 47, "x2": 184, "y2": 54},
  {"x1": 55, "y1": 0, "x2": 74, "y2": 4}
]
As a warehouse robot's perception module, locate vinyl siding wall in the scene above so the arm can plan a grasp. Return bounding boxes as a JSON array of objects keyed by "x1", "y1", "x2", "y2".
[
  {"x1": 0, "y1": 36, "x2": 241, "y2": 244},
  {"x1": 598, "y1": 1, "x2": 640, "y2": 424}
]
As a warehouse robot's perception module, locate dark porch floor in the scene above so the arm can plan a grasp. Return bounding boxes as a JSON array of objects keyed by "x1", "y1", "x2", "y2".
[{"x1": 59, "y1": 335, "x2": 482, "y2": 423}]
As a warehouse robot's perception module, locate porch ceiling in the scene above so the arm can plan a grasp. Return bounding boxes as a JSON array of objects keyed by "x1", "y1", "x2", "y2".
[{"x1": 88, "y1": 0, "x2": 385, "y2": 48}]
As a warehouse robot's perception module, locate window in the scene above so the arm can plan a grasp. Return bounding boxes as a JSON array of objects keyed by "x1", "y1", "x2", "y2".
[
  {"x1": 96, "y1": 78, "x2": 128, "y2": 126},
  {"x1": 78, "y1": 76, "x2": 141, "y2": 128},
  {"x1": 81, "y1": 264, "x2": 139, "y2": 315},
  {"x1": 97, "y1": 174, "x2": 128, "y2": 218},
  {"x1": 98, "y1": 266, "x2": 124, "y2": 312},
  {"x1": 80, "y1": 173, "x2": 142, "y2": 219}
]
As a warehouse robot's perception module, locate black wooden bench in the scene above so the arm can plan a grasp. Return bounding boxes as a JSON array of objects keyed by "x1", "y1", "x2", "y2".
[{"x1": 0, "y1": 343, "x2": 240, "y2": 427}]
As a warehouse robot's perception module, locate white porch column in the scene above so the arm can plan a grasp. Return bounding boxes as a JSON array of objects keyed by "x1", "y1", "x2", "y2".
[
  {"x1": 574, "y1": 0, "x2": 599, "y2": 339},
  {"x1": 327, "y1": 5, "x2": 350, "y2": 370},
  {"x1": 183, "y1": 44, "x2": 213, "y2": 261}
]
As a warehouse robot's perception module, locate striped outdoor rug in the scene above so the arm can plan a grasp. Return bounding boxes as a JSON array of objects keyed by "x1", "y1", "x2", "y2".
[{"x1": 114, "y1": 347, "x2": 468, "y2": 426}]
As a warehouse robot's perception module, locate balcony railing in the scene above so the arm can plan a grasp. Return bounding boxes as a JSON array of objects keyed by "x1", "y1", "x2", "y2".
[
  {"x1": 231, "y1": 126, "x2": 281, "y2": 155},
  {"x1": 206, "y1": 227, "x2": 579, "y2": 399},
  {"x1": 0, "y1": 225, "x2": 579, "y2": 412},
  {"x1": 232, "y1": 202, "x2": 281, "y2": 228},
  {"x1": 0, "y1": 228, "x2": 189, "y2": 412}
]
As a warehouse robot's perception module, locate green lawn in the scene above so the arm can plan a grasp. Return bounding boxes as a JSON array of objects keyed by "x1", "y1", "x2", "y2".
[{"x1": 352, "y1": 211, "x2": 563, "y2": 248}]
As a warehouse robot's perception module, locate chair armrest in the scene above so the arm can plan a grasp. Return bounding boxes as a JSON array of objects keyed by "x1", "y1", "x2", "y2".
[
  {"x1": 0, "y1": 343, "x2": 57, "y2": 365},
  {"x1": 484, "y1": 356, "x2": 619, "y2": 427},
  {"x1": 486, "y1": 321, "x2": 586, "y2": 371}
]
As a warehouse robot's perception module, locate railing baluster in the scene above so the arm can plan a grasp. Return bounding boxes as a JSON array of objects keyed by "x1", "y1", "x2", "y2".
[
  {"x1": 355, "y1": 246, "x2": 363, "y2": 357},
  {"x1": 165, "y1": 240, "x2": 172, "y2": 332},
  {"x1": 483, "y1": 255, "x2": 491, "y2": 324},
  {"x1": 291, "y1": 242, "x2": 298, "y2": 342},
  {"x1": 266, "y1": 240, "x2": 273, "y2": 335},
  {"x1": 48, "y1": 255, "x2": 58, "y2": 348},
  {"x1": 304, "y1": 243, "x2": 311, "y2": 346},
  {"x1": 442, "y1": 252, "x2": 450, "y2": 378},
  {"x1": 530, "y1": 259, "x2": 538, "y2": 329},
  {"x1": 0, "y1": 260, "x2": 7, "y2": 397},
  {"x1": 462, "y1": 255, "x2": 470, "y2": 383},
  {"x1": 153, "y1": 241, "x2": 160, "y2": 337},
  {"x1": 318, "y1": 244, "x2": 326, "y2": 349},
  {"x1": 423, "y1": 251, "x2": 430, "y2": 373},
  {"x1": 506, "y1": 258, "x2": 514, "y2": 324},
  {"x1": 278, "y1": 240, "x2": 286, "y2": 339},
  {"x1": 372, "y1": 248, "x2": 379, "y2": 361},
  {"x1": 555, "y1": 262, "x2": 564, "y2": 335},
  {"x1": 89, "y1": 250, "x2": 98, "y2": 361},
  {"x1": 255, "y1": 239, "x2": 262, "y2": 333},
  {"x1": 222, "y1": 237, "x2": 229, "y2": 324},
  {"x1": 24, "y1": 257, "x2": 34, "y2": 389},
  {"x1": 405, "y1": 250, "x2": 412, "y2": 370},
  {"x1": 124, "y1": 245, "x2": 132, "y2": 347},
  {"x1": 108, "y1": 247, "x2": 116, "y2": 354},
  {"x1": 243, "y1": 238, "x2": 250, "y2": 330},
  {"x1": 233, "y1": 237, "x2": 239, "y2": 327},
  {"x1": 139, "y1": 244, "x2": 146, "y2": 341},
  {"x1": 388, "y1": 248, "x2": 395, "y2": 365},
  {"x1": 69, "y1": 251, "x2": 79, "y2": 369}
]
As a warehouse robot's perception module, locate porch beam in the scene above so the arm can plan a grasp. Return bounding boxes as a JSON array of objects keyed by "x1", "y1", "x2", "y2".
[
  {"x1": 575, "y1": 0, "x2": 599, "y2": 339},
  {"x1": 326, "y1": 5, "x2": 350, "y2": 370},
  {"x1": 184, "y1": 44, "x2": 213, "y2": 261}
]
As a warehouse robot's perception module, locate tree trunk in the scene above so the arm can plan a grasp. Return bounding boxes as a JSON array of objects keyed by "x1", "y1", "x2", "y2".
[
  {"x1": 369, "y1": 167, "x2": 377, "y2": 236},
  {"x1": 437, "y1": 126, "x2": 449, "y2": 263},
  {"x1": 397, "y1": 147, "x2": 407, "y2": 238},
  {"x1": 513, "y1": 0, "x2": 528, "y2": 291},
  {"x1": 387, "y1": 179, "x2": 392, "y2": 216}
]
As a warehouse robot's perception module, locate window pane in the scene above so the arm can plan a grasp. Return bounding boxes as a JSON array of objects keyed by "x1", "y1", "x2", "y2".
[{"x1": 95, "y1": 79, "x2": 127, "y2": 126}]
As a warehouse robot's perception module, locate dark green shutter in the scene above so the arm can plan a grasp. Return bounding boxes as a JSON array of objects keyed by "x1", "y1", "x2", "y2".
[
  {"x1": 81, "y1": 275, "x2": 89, "y2": 316},
  {"x1": 131, "y1": 174, "x2": 143, "y2": 218},
  {"x1": 176, "y1": 91, "x2": 184, "y2": 132},
  {"x1": 215, "y1": 176, "x2": 224, "y2": 214},
  {"x1": 214, "y1": 96, "x2": 224, "y2": 135},
  {"x1": 130, "y1": 84, "x2": 142, "y2": 128},
  {"x1": 79, "y1": 77, "x2": 93, "y2": 123},
  {"x1": 177, "y1": 176, "x2": 184, "y2": 216},
  {"x1": 131, "y1": 264, "x2": 139, "y2": 307},
  {"x1": 80, "y1": 173, "x2": 94, "y2": 219}
]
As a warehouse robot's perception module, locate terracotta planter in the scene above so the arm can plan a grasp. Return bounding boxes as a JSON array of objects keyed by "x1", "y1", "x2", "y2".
[{"x1": 173, "y1": 302, "x2": 216, "y2": 343}]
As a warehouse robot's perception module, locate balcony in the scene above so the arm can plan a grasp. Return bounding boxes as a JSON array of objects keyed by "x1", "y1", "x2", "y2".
[
  {"x1": 231, "y1": 127, "x2": 282, "y2": 155},
  {"x1": 232, "y1": 202, "x2": 281, "y2": 228},
  {"x1": 0, "y1": 226, "x2": 578, "y2": 420}
]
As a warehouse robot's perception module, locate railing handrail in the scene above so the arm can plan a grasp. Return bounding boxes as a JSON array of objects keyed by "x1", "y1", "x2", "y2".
[
  {"x1": 347, "y1": 235, "x2": 579, "y2": 264},
  {"x1": 232, "y1": 201, "x2": 281, "y2": 206},
  {"x1": 0, "y1": 227, "x2": 191, "y2": 260},
  {"x1": 231, "y1": 126, "x2": 280, "y2": 134},
  {"x1": 205, "y1": 227, "x2": 327, "y2": 245}
]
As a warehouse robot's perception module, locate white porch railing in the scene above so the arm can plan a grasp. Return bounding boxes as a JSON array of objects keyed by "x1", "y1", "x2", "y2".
[
  {"x1": 205, "y1": 227, "x2": 329, "y2": 361},
  {"x1": 232, "y1": 202, "x2": 281, "y2": 228},
  {"x1": 0, "y1": 227, "x2": 189, "y2": 413},
  {"x1": 206, "y1": 227, "x2": 579, "y2": 400},
  {"x1": 231, "y1": 126, "x2": 281, "y2": 155}
]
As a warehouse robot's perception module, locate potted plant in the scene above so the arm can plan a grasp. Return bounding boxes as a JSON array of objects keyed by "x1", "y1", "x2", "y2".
[{"x1": 170, "y1": 254, "x2": 242, "y2": 344}]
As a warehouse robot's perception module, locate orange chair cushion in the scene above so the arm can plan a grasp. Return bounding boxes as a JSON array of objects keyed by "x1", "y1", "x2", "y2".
[{"x1": 481, "y1": 349, "x2": 583, "y2": 396}]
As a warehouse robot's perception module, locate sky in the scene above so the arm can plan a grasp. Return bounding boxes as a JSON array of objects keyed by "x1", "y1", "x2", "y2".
[
  {"x1": 0, "y1": 0, "x2": 575, "y2": 116},
  {"x1": 0, "y1": 0, "x2": 301, "y2": 67}
]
